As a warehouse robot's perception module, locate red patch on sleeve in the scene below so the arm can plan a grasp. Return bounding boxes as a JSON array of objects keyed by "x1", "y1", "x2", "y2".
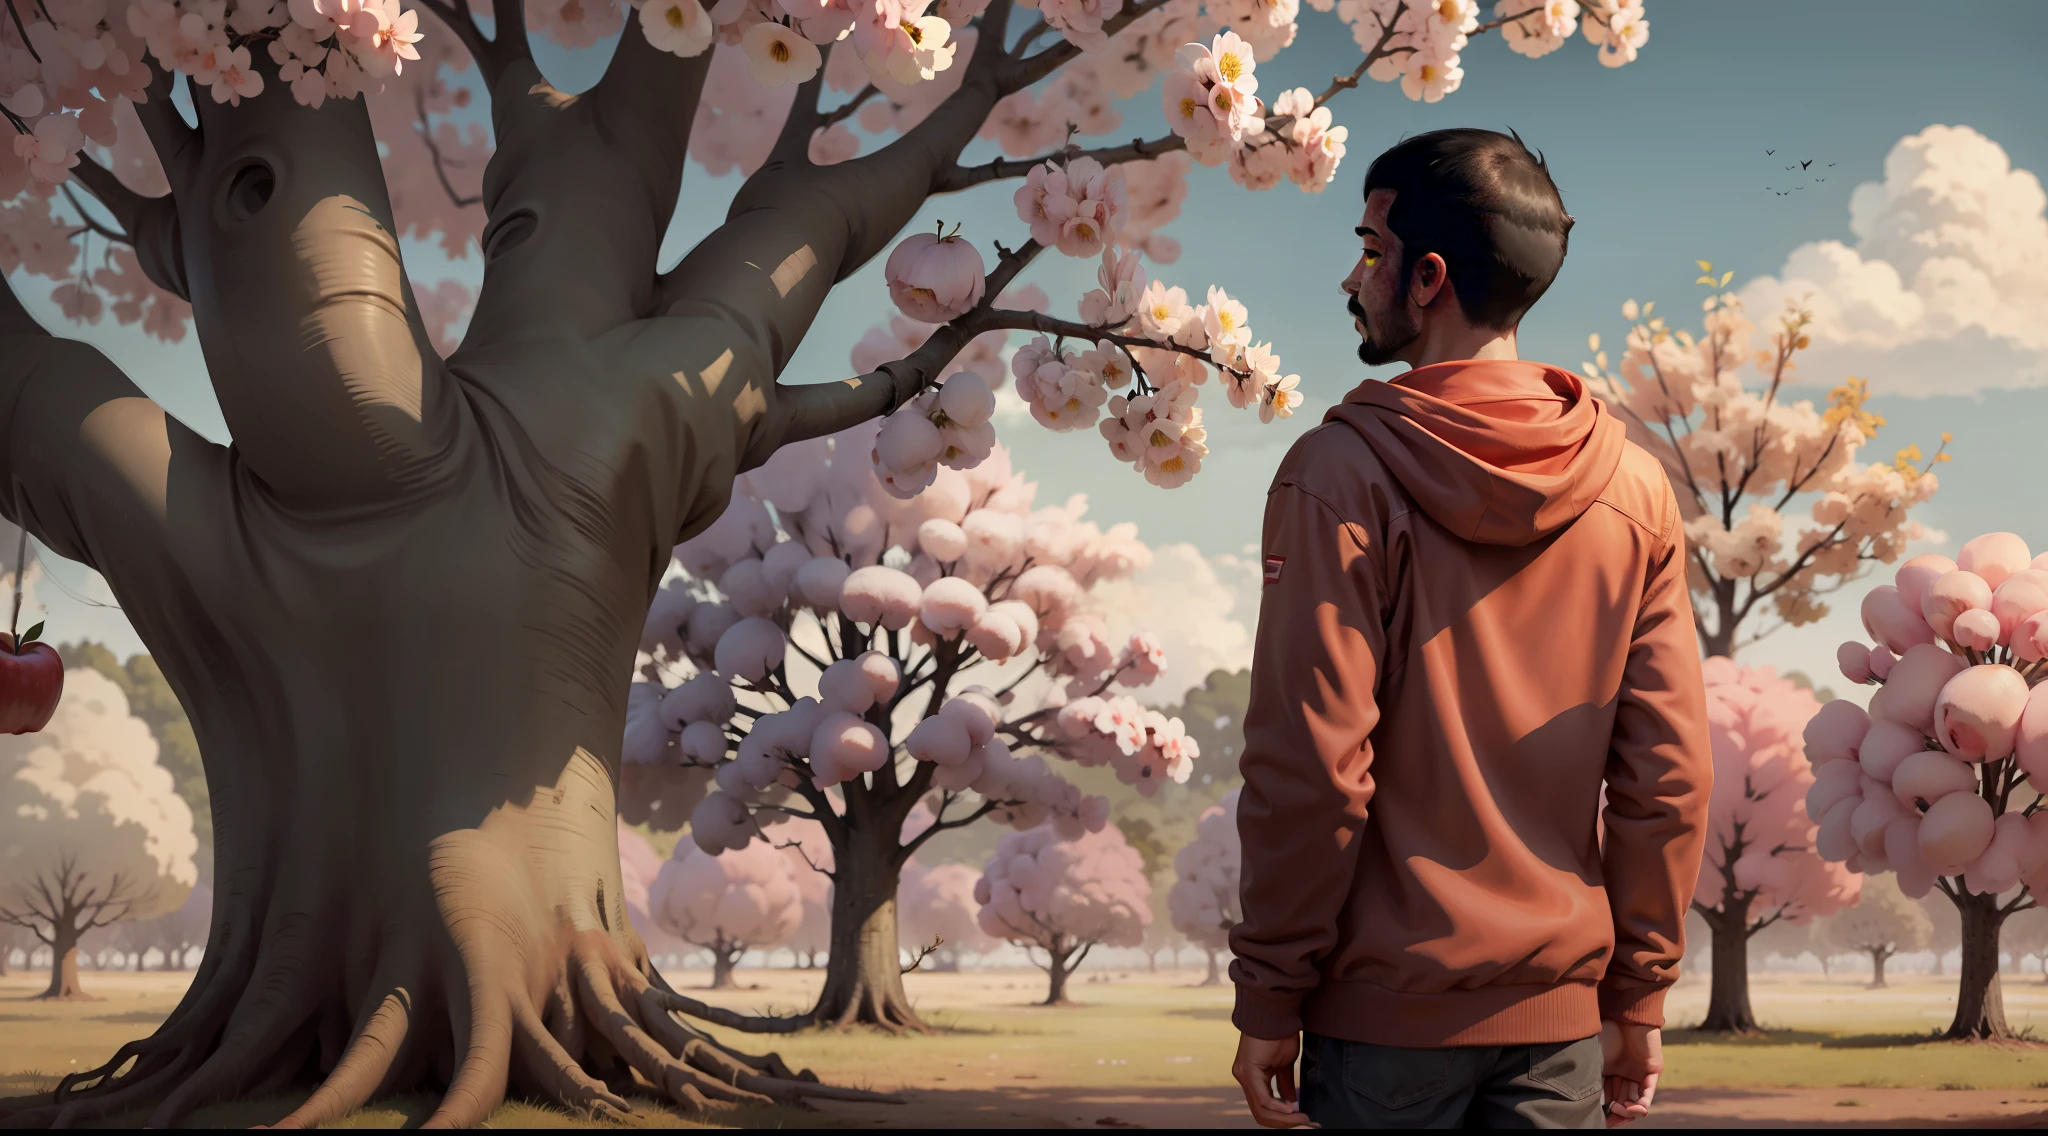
[{"x1": 1263, "y1": 556, "x2": 1286, "y2": 585}]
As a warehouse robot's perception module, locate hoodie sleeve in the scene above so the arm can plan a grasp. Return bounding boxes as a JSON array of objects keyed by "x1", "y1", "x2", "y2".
[
  {"x1": 1228, "y1": 480, "x2": 1385, "y2": 1040},
  {"x1": 1597, "y1": 491, "x2": 1712, "y2": 1027}
]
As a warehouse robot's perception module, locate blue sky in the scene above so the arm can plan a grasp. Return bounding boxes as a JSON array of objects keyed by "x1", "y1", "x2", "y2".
[{"x1": 14, "y1": 0, "x2": 2048, "y2": 697}]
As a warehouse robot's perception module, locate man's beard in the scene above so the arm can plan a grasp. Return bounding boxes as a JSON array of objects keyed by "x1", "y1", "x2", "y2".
[{"x1": 1350, "y1": 295, "x2": 1418, "y2": 367}]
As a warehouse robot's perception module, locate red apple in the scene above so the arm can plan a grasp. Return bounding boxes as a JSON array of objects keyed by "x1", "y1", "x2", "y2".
[{"x1": 0, "y1": 626, "x2": 63, "y2": 734}]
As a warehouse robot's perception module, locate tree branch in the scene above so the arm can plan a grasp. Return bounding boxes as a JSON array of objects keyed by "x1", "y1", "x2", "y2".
[
  {"x1": 415, "y1": 0, "x2": 523, "y2": 84},
  {"x1": 938, "y1": 132, "x2": 1187, "y2": 193},
  {"x1": 65, "y1": 153, "x2": 186, "y2": 299},
  {"x1": 1002, "y1": 0, "x2": 1177, "y2": 91},
  {"x1": 760, "y1": 239, "x2": 1046, "y2": 449}
]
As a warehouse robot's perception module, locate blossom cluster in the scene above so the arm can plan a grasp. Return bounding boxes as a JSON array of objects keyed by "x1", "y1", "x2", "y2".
[
  {"x1": 1810, "y1": 532, "x2": 2048, "y2": 900},
  {"x1": 1158, "y1": 33, "x2": 1347, "y2": 194},
  {"x1": 1695, "y1": 660, "x2": 1860, "y2": 923},
  {"x1": 975, "y1": 821, "x2": 1152, "y2": 952},
  {"x1": 1168, "y1": 789, "x2": 1241, "y2": 947},
  {"x1": 1585, "y1": 277, "x2": 1946, "y2": 641},
  {"x1": 621, "y1": 427, "x2": 1195, "y2": 856}
]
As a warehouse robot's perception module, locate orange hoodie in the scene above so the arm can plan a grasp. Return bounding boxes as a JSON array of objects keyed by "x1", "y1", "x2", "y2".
[{"x1": 1229, "y1": 359, "x2": 1712, "y2": 1048}]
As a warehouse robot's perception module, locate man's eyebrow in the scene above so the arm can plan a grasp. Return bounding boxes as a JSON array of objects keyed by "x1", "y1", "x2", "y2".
[{"x1": 1355, "y1": 226, "x2": 1381, "y2": 239}]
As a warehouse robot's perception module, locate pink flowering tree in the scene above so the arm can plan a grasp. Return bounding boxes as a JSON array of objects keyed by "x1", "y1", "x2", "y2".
[
  {"x1": 1, "y1": 0, "x2": 1660, "y2": 1121},
  {"x1": 1807, "y1": 532, "x2": 2048, "y2": 1040},
  {"x1": 622, "y1": 431, "x2": 1196, "y2": 1030},
  {"x1": 1690, "y1": 659, "x2": 1859, "y2": 1033},
  {"x1": 900, "y1": 859, "x2": 997, "y2": 970},
  {"x1": 1582, "y1": 272, "x2": 1949, "y2": 658},
  {"x1": 974, "y1": 821, "x2": 1150, "y2": 1004},
  {"x1": 648, "y1": 838, "x2": 804, "y2": 988},
  {"x1": 1167, "y1": 786, "x2": 1238, "y2": 985}
]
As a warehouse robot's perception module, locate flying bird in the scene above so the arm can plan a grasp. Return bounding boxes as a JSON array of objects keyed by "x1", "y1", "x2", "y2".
[
  {"x1": 1801, "y1": 159, "x2": 1813, "y2": 170},
  {"x1": 1766, "y1": 149, "x2": 1776, "y2": 155},
  {"x1": 1785, "y1": 164, "x2": 1796, "y2": 170},
  {"x1": 1828, "y1": 163, "x2": 1836, "y2": 167},
  {"x1": 1815, "y1": 177, "x2": 1826, "y2": 183}
]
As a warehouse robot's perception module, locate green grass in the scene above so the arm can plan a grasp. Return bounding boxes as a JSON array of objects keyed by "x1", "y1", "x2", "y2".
[{"x1": 5, "y1": 968, "x2": 2048, "y2": 1125}]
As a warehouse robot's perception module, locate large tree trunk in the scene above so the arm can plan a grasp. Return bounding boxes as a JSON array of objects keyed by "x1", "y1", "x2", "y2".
[
  {"x1": 1040, "y1": 935, "x2": 1087, "y2": 1006},
  {"x1": 811, "y1": 829, "x2": 925, "y2": 1031},
  {"x1": 40, "y1": 925, "x2": 88, "y2": 1002},
  {"x1": 709, "y1": 942, "x2": 739, "y2": 990},
  {"x1": 1943, "y1": 889, "x2": 2016, "y2": 1040},
  {"x1": 1696, "y1": 904, "x2": 1760, "y2": 1033},
  {"x1": 1202, "y1": 948, "x2": 1222, "y2": 987},
  {"x1": 1867, "y1": 947, "x2": 1891, "y2": 989}
]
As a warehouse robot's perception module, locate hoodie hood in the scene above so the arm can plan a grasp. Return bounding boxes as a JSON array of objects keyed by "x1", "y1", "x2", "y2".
[{"x1": 1324, "y1": 359, "x2": 1625, "y2": 546}]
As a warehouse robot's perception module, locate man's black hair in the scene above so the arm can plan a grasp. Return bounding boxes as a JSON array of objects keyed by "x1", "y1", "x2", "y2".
[{"x1": 1361, "y1": 128, "x2": 1573, "y2": 331}]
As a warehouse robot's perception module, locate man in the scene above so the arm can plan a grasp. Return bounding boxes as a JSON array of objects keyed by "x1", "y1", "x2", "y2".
[{"x1": 1228, "y1": 128, "x2": 1712, "y2": 1130}]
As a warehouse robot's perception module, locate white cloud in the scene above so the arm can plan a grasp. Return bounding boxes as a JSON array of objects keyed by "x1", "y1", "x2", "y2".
[
  {"x1": 1090, "y1": 541, "x2": 1260, "y2": 707},
  {"x1": 1740, "y1": 125, "x2": 2048, "y2": 395}
]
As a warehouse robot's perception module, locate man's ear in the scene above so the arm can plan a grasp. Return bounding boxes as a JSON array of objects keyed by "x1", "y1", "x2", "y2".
[{"x1": 1409, "y1": 252, "x2": 1450, "y2": 309}]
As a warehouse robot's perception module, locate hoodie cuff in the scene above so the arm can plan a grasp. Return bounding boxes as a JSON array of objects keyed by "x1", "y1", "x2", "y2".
[
  {"x1": 1598, "y1": 982, "x2": 1668, "y2": 1028},
  {"x1": 1231, "y1": 982, "x2": 1306, "y2": 1040}
]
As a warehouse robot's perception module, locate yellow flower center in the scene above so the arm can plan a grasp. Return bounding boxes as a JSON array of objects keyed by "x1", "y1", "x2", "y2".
[
  {"x1": 1161, "y1": 456, "x2": 1185, "y2": 473},
  {"x1": 1215, "y1": 89, "x2": 1234, "y2": 112},
  {"x1": 911, "y1": 287, "x2": 936, "y2": 302},
  {"x1": 1149, "y1": 428, "x2": 1171, "y2": 447},
  {"x1": 1218, "y1": 54, "x2": 1243, "y2": 83},
  {"x1": 1437, "y1": 0, "x2": 1460, "y2": 20},
  {"x1": 1421, "y1": 64, "x2": 1439, "y2": 82},
  {"x1": 1218, "y1": 311, "x2": 1236, "y2": 331},
  {"x1": 902, "y1": 20, "x2": 922, "y2": 43},
  {"x1": 1179, "y1": 96, "x2": 1198, "y2": 118},
  {"x1": 665, "y1": 5, "x2": 683, "y2": 27},
  {"x1": 770, "y1": 39, "x2": 791, "y2": 63},
  {"x1": 1064, "y1": 398, "x2": 1082, "y2": 413}
]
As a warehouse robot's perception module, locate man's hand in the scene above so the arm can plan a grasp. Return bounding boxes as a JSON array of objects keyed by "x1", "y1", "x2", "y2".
[
  {"x1": 1598, "y1": 1021, "x2": 1662, "y2": 1127},
  {"x1": 1232, "y1": 1032, "x2": 1315, "y2": 1128}
]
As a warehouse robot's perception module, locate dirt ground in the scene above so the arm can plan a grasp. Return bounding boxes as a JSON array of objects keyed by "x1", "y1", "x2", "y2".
[{"x1": 3, "y1": 965, "x2": 2046, "y2": 1127}]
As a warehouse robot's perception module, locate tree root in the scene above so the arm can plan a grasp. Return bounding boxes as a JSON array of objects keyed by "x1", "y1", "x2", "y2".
[{"x1": 3, "y1": 923, "x2": 897, "y2": 1128}]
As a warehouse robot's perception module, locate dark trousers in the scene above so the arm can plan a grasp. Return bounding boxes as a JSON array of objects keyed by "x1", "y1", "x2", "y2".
[{"x1": 1299, "y1": 1032, "x2": 1604, "y2": 1129}]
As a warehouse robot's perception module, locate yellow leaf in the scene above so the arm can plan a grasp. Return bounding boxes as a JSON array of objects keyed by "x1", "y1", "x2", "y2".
[
  {"x1": 1643, "y1": 301, "x2": 1655, "y2": 316},
  {"x1": 1696, "y1": 276, "x2": 1715, "y2": 285},
  {"x1": 1720, "y1": 270, "x2": 1734, "y2": 286},
  {"x1": 1696, "y1": 260, "x2": 1713, "y2": 273},
  {"x1": 1587, "y1": 333, "x2": 1601, "y2": 352},
  {"x1": 1941, "y1": 431, "x2": 1954, "y2": 444}
]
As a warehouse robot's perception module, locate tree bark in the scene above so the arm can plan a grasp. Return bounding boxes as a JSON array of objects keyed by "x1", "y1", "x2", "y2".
[
  {"x1": 41, "y1": 925, "x2": 88, "y2": 1001},
  {"x1": 1696, "y1": 904, "x2": 1760, "y2": 1033},
  {"x1": 1866, "y1": 946, "x2": 1891, "y2": 989},
  {"x1": 709, "y1": 941, "x2": 739, "y2": 990},
  {"x1": 1943, "y1": 889, "x2": 2016, "y2": 1040},
  {"x1": 1042, "y1": 935, "x2": 1079, "y2": 1006},
  {"x1": 811, "y1": 829, "x2": 925, "y2": 1031},
  {"x1": 1203, "y1": 948, "x2": 1222, "y2": 987}
]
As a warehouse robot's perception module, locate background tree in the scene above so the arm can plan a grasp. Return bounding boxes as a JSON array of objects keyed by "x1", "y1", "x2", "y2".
[
  {"x1": 623, "y1": 436, "x2": 1191, "y2": 1030},
  {"x1": 900, "y1": 860, "x2": 995, "y2": 971},
  {"x1": 779, "y1": 822, "x2": 836, "y2": 970},
  {"x1": 2005, "y1": 907, "x2": 2048, "y2": 983},
  {"x1": 56, "y1": 645, "x2": 210, "y2": 881},
  {"x1": 1691, "y1": 659, "x2": 1859, "y2": 1032},
  {"x1": 1813, "y1": 875, "x2": 1932, "y2": 989},
  {"x1": 1807, "y1": 531, "x2": 2048, "y2": 1039},
  {"x1": 1921, "y1": 891, "x2": 1961, "y2": 977},
  {"x1": 1583, "y1": 276, "x2": 1948, "y2": 658},
  {"x1": 0, "y1": 668, "x2": 198, "y2": 999},
  {"x1": 0, "y1": 0, "x2": 1660, "y2": 1122},
  {"x1": 115, "y1": 883, "x2": 212, "y2": 970},
  {"x1": 1167, "y1": 787, "x2": 1239, "y2": 985},
  {"x1": 647, "y1": 838, "x2": 804, "y2": 989},
  {"x1": 975, "y1": 821, "x2": 1150, "y2": 1005}
]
